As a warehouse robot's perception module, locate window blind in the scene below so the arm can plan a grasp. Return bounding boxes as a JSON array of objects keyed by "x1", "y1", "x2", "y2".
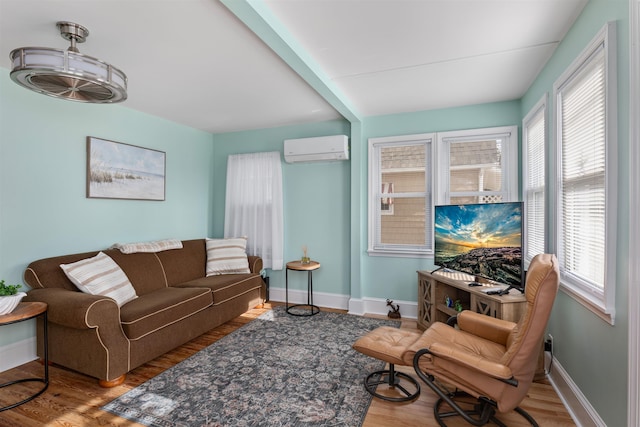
[
  {"x1": 524, "y1": 107, "x2": 546, "y2": 260},
  {"x1": 559, "y1": 45, "x2": 606, "y2": 289}
]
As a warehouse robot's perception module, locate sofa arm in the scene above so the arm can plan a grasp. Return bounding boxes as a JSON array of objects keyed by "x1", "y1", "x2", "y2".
[
  {"x1": 24, "y1": 288, "x2": 122, "y2": 330},
  {"x1": 24, "y1": 287, "x2": 131, "y2": 384},
  {"x1": 247, "y1": 256, "x2": 263, "y2": 275}
]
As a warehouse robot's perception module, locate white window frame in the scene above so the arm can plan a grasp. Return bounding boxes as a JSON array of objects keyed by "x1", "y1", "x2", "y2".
[
  {"x1": 367, "y1": 133, "x2": 434, "y2": 257},
  {"x1": 552, "y1": 21, "x2": 617, "y2": 324},
  {"x1": 435, "y1": 126, "x2": 519, "y2": 205},
  {"x1": 522, "y1": 95, "x2": 548, "y2": 267},
  {"x1": 629, "y1": 0, "x2": 640, "y2": 423}
]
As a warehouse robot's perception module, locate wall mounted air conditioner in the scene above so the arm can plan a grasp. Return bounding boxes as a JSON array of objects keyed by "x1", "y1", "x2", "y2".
[{"x1": 284, "y1": 135, "x2": 349, "y2": 163}]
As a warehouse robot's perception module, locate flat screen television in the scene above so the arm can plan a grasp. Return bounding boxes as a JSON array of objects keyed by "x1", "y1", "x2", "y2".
[{"x1": 434, "y1": 201, "x2": 524, "y2": 292}]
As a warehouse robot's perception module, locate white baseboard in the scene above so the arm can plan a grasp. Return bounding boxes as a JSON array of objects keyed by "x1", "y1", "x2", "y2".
[
  {"x1": 269, "y1": 287, "x2": 350, "y2": 310},
  {"x1": 268, "y1": 289, "x2": 417, "y2": 319},
  {"x1": 348, "y1": 297, "x2": 417, "y2": 319},
  {"x1": 546, "y1": 353, "x2": 606, "y2": 427},
  {"x1": 0, "y1": 337, "x2": 38, "y2": 373}
]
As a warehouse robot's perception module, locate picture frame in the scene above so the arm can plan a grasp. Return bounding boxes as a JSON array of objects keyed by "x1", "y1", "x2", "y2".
[{"x1": 86, "y1": 136, "x2": 166, "y2": 201}]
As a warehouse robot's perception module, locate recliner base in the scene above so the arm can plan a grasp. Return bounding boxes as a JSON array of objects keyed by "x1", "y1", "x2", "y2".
[
  {"x1": 433, "y1": 393, "x2": 539, "y2": 427},
  {"x1": 364, "y1": 363, "x2": 420, "y2": 402}
]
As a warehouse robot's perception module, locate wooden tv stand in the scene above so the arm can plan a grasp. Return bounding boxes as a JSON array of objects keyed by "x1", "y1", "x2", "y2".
[{"x1": 417, "y1": 269, "x2": 526, "y2": 330}]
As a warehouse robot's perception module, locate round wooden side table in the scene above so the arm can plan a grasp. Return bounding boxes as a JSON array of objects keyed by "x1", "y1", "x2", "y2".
[
  {"x1": 285, "y1": 260, "x2": 320, "y2": 316},
  {"x1": 0, "y1": 302, "x2": 49, "y2": 412}
]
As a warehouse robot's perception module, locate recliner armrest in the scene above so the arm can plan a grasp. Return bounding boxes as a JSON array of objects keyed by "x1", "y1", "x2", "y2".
[
  {"x1": 457, "y1": 311, "x2": 516, "y2": 346},
  {"x1": 428, "y1": 341, "x2": 514, "y2": 381}
]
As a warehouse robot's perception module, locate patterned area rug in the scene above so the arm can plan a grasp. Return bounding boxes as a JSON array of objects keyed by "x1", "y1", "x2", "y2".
[{"x1": 102, "y1": 306, "x2": 400, "y2": 426}]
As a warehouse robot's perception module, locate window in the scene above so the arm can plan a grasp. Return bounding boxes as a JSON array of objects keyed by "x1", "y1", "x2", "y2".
[
  {"x1": 224, "y1": 151, "x2": 284, "y2": 270},
  {"x1": 368, "y1": 134, "x2": 433, "y2": 256},
  {"x1": 368, "y1": 127, "x2": 519, "y2": 257},
  {"x1": 553, "y1": 22, "x2": 617, "y2": 324},
  {"x1": 435, "y1": 126, "x2": 519, "y2": 205},
  {"x1": 523, "y1": 96, "x2": 547, "y2": 264}
]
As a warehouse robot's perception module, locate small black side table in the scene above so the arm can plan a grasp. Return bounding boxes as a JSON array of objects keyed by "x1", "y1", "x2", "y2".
[
  {"x1": 285, "y1": 260, "x2": 320, "y2": 316},
  {"x1": 0, "y1": 302, "x2": 49, "y2": 412}
]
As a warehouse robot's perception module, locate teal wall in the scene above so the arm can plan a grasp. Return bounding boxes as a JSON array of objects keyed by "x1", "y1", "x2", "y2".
[
  {"x1": 211, "y1": 120, "x2": 351, "y2": 295},
  {"x1": 356, "y1": 101, "x2": 522, "y2": 302},
  {"x1": 0, "y1": 1, "x2": 632, "y2": 423},
  {"x1": 0, "y1": 74, "x2": 214, "y2": 347},
  {"x1": 210, "y1": 100, "x2": 523, "y2": 305},
  {"x1": 521, "y1": 1, "x2": 630, "y2": 425}
]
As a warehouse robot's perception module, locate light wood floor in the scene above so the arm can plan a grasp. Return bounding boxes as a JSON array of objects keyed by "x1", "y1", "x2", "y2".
[{"x1": 0, "y1": 303, "x2": 576, "y2": 427}]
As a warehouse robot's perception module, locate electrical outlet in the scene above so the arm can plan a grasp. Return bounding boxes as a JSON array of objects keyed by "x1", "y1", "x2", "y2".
[{"x1": 544, "y1": 334, "x2": 553, "y2": 352}]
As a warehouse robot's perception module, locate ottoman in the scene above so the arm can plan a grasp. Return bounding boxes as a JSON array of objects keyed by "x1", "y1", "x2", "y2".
[{"x1": 352, "y1": 326, "x2": 422, "y2": 402}]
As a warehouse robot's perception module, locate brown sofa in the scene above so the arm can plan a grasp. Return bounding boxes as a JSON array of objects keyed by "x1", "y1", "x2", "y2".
[{"x1": 22, "y1": 239, "x2": 265, "y2": 387}]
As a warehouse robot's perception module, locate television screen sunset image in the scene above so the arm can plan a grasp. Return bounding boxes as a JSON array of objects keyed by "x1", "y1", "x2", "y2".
[{"x1": 434, "y1": 202, "x2": 523, "y2": 286}]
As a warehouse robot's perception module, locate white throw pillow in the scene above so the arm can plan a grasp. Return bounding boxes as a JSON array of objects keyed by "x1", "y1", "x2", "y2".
[
  {"x1": 206, "y1": 237, "x2": 251, "y2": 276},
  {"x1": 60, "y1": 252, "x2": 138, "y2": 307}
]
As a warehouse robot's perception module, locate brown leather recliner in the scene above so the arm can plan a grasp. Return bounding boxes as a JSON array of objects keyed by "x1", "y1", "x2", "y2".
[
  {"x1": 353, "y1": 254, "x2": 559, "y2": 426},
  {"x1": 409, "y1": 253, "x2": 559, "y2": 426}
]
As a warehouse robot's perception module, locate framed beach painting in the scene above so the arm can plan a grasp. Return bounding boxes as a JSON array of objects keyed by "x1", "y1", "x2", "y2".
[{"x1": 86, "y1": 137, "x2": 166, "y2": 201}]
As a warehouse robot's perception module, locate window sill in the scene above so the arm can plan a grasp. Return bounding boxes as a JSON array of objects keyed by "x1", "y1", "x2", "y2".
[
  {"x1": 367, "y1": 249, "x2": 431, "y2": 259},
  {"x1": 559, "y1": 282, "x2": 615, "y2": 325}
]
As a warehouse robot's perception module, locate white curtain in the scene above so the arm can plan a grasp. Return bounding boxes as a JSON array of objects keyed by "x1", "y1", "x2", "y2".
[{"x1": 224, "y1": 151, "x2": 284, "y2": 270}]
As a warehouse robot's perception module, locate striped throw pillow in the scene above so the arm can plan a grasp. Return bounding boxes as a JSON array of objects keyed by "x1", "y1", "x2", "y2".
[
  {"x1": 60, "y1": 252, "x2": 138, "y2": 307},
  {"x1": 111, "y1": 239, "x2": 183, "y2": 254},
  {"x1": 206, "y1": 237, "x2": 250, "y2": 276}
]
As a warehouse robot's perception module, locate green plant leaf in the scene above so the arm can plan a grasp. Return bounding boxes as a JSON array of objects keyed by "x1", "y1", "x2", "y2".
[{"x1": 0, "y1": 280, "x2": 22, "y2": 296}]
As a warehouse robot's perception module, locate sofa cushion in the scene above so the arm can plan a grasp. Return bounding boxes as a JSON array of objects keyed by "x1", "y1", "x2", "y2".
[
  {"x1": 205, "y1": 237, "x2": 250, "y2": 276},
  {"x1": 155, "y1": 239, "x2": 207, "y2": 285},
  {"x1": 60, "y1": 252, "x2": 138, "y2": 307},
  {"x1": 176, "y1": 274, "x2": 262, "y2": 305},
  {"x1": 103, "y1": 250, "x2": 167, "y2": 296},
  {"x1": 120, "y1": 287, "x2": 212, "y2": 340}
]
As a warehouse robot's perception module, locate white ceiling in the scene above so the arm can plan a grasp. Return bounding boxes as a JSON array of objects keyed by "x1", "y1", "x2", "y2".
[{"x1": 0, "y1": 0, "x2": 587, "y2": 134}]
